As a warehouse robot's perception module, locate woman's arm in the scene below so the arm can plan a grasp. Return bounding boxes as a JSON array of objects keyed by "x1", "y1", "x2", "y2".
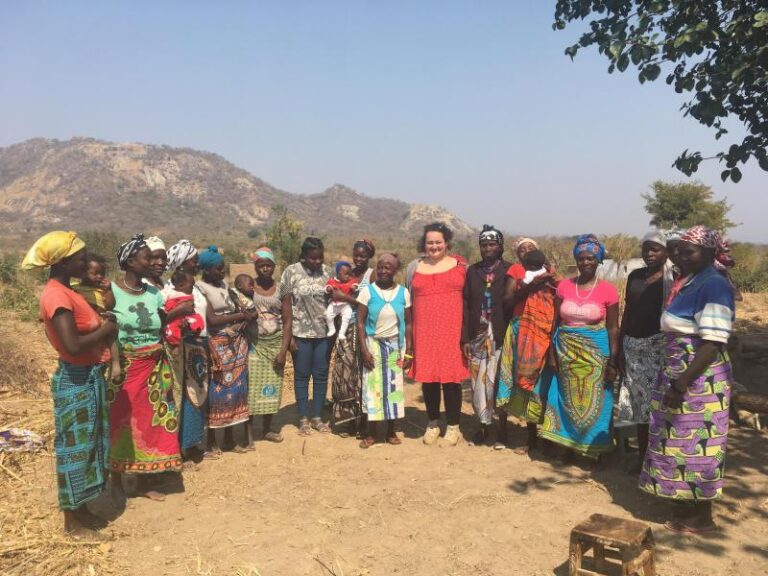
[
  {"x1": 403, "y1": 307, "x2": 413, "y2": 372},
  {"x1": 357, "y1": 304, "x2": 374, "y2": 370},
  {"x1": 502, "y1": 276, "x2": 517, "y2": 318},
  {"x1": 274, "y1": 294, "x2": 294, "y2": 368},
  {"x1": 330, "y1": 289, "x2": 358, "y2": 306},
  {"x1": 461, "y1": 270, "x2": 472, "y2": 358},
  {"x1": 605, "y1": 302, "x2": 620, "y2": 383},
  {"x1": 50, "y1": 309, "x2": 117, "y2": 356}
]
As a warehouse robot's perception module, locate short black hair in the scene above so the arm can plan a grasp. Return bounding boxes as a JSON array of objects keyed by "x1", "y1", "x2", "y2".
[
  {"x1": 523, "y1": 250, "x2": 546, "y2": 269},
  {"x1": 300, "y1": 236, "x2": 324, "y2": 259},
  {"x1": 86, "y1": 252, "x2": 107, "y2": 267},
  {"x1": 418, "y1": 222, "x2": 453, "y2": 253},
  {"x1": 235, "y1": 273, "x2": 253, "y2": 285}
]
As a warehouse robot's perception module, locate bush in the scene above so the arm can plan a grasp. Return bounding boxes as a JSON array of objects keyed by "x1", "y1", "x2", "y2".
[{"x1": 0, "y1": 254, "x2": 41, "y2": 321}]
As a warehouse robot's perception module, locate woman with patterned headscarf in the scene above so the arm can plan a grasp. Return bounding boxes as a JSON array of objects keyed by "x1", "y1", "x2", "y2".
[
  {"x1": 23, "y1": 231, "x2": 118, "y2": 535},
  {"x1": 331, "y1": 238, "x2": 376, "y2": 437},
  {"x1": 109, "y1": 234, "x2": 181, "y2": 502},
  {"x1": 540, "y1": 234, "x2": 620, "y2": 461},
  {"x1": 617, "y1": 230, "x2": 669, "y2": 472},
  {"x1": 196, "y1": 246, "x2": 256, "y2": 453},
  {"x1": 460, "y1": 225, "x2": 510, "y2": 446},
  {"x1": 639, "y1": 225, "x2": 735, "y2": 534}
]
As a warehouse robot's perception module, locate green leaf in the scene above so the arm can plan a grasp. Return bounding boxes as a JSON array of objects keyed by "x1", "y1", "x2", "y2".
[
  {"x1": 730, "y1": 167, "x2": 742, "y2": 183},
  {"x1": 721, "y1": 169, "x2": 730, "y2": 182},
  {"x1": 609, "y1": 43, "x2": 623, "y2": 59},
  {"x1": 644, "y1": 64, "x2": 661, "y2": 81},
  {"x1": 617, "y1": 53, "x2": 630, "y2": 72},
  {"x1": 759, "y1": 155, "x2": 768, "y2": 172}
]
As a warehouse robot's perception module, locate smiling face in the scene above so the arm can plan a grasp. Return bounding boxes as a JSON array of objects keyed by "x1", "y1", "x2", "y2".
[
  {"x1": 424, "y1": 231, "x2": 447, "y2": 260},
  {"x1": 376, "y1": 257, "x2": 397, "y2": 285},
  {"x1": 179, "y1": 254, "x2": 200, "y2": 275},
  {"x1": 253, "y1": 258, "x2": 275, "y2": 281},
  {"x1": 352, "y1": 246, "x2": 371, "y2": 270},
  {"x1": 575, "y1": 251, "x2": 598, "y2": 278},
  {"x1": 642, "y1": 241, "x2": 668, "y2": 269},
  {"x1": 516, "y1": 241, "x2": 536, "y2": 262},
  {"x1": 677, "y1": 241, "x2": 714, "y2": 276},
  {"x1": 148, "y1": 248, "x2": 168, "y2": 279},
  {"x1": 303, "y1": 248, "x2": 324, "y2": 272}
]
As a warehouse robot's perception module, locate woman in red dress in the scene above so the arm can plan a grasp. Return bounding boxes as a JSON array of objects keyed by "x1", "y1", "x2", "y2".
[{"x1": 406, "y1": 223, "x2": 469, "y2": 446}]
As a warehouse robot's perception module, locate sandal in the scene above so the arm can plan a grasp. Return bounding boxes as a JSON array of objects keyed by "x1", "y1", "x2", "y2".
[
  {"x1": 263, "y1": 431, "x2": 284, "y2": 443},
  {"x1": 202, "y1": 450, "x2": 222, "y2": 460},
  {"x1": 664, "y1": 520, "x2": 718, "y2": 535},
  {"x1": 298, "y1": 418, "x2": 312, "y2": 436},
  {"x1": 386, "y1": 435, "x2": 402, "y2": 446},
  {"x1": 233, "y1": 445, "x2": 255, "y2": 454},
  {"x1": 359, "y1": 436, "x2": 376, "y2": 449},
  {"x1": 310, "y1": 418, "x2": 331, "y2": 433}
]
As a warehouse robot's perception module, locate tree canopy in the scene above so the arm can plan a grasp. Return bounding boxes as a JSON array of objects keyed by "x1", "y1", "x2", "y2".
[
  {"x1": 642, "y1": 180, "x2": 735, "y2": 231},
  {"x1": 554, "y1": 1, "x2": 768, "y2": 183}
]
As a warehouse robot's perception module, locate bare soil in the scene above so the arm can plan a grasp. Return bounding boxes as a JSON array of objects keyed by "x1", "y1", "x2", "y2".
[{"x1": 2, "y1": 296, "x2": 768, "y2": 576}]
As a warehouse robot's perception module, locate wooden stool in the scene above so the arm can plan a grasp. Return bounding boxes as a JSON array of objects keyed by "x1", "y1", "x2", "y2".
[{"x1": 569, "y1": 513, "x2": 655, "y2": 576}]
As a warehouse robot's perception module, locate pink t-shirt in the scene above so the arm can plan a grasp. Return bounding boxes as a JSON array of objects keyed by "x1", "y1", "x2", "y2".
[{"x1": 557, "y1": 278, "x2": 619, "y2": 326}]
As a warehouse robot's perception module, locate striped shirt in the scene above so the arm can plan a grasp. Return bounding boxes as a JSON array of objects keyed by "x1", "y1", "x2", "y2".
[{"x1": 661, "y1": 265, "x2": 735, "y2": 344}]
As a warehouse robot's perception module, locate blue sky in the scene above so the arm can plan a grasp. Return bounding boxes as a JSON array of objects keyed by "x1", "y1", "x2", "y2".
[{"x1": 1, "y1": 1, "x2": 766, "y2": 241}]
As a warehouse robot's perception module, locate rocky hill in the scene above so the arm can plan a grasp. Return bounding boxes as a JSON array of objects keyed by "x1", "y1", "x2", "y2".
[{"x1": 0, "y1": 138, "x2": 474, "y2": 242}]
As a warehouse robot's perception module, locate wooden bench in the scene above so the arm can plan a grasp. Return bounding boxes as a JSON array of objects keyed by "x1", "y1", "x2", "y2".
[{"x1": 569, "y1": 513, "x2": 655, "y2": 576}]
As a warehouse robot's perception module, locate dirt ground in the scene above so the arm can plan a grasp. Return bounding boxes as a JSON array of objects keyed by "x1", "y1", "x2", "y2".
[{"x1": 2, "y1": 295, "x2": 768, "y2": 576}]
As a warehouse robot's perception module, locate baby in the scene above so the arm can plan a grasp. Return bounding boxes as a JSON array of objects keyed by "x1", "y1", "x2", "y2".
[
  {"x1": 325, "y1": 261, "x2": 358, "y2": 339},
  {"x1": 522, "y1": 250, "x2": 548, "y2": 284},
  {"x1": 72, "y1": 253, "x2": 121, "y2": 381},
  {"x1": 230, "y1": 274, "x2": 259, "y2": 344},
  {"x1": 163, "y1": 269, "x2": 205, "y2": 346}
]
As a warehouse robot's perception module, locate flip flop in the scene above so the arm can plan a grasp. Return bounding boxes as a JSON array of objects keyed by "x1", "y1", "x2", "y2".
[
  {"x1": 386, "y1": 436, "x2": 402, "y2": 446},
  {"x1": 664, "y1": 520, "x2": 718, "y2": 535},
  {"x1": 493, "y1": 442, "x2": 507, "y2": 451},
  {"x1": 359, "y1": 436, "x2": 376, "y2": 449},
  {"x1": 202, "y1": 450, "x2": 222, "y2": 460}
]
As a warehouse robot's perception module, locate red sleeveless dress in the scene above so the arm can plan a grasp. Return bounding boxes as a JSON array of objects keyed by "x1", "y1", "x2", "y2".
[{"x1": 408, "y1": 259, "x2": 469, "y2": 384}]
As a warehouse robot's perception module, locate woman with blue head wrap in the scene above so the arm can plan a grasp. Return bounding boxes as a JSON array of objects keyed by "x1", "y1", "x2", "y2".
[
  {"x1": 572, "y1": 234, "x2": 606, "y2": 263},
  {"x1": 198, "y1": 245, "x2": 224, "y2": 271}
]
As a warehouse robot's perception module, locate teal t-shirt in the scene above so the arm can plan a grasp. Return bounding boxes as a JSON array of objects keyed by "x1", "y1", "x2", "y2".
[{"x1": 111, "y1": 282, "x2": 164, "y2": 351}]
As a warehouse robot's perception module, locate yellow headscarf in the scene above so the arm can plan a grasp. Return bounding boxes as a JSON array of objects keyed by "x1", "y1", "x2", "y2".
[{"x1": 21, "y1": 231, "x2": 85, "y2": 270}]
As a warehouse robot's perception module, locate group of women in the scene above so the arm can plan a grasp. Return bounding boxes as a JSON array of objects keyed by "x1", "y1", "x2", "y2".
[{"x1": 25, "y1": 219, "x2": 735, "y2": 536}]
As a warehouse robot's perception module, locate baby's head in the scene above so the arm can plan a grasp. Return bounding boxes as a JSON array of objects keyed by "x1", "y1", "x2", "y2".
[
  {"x1": 335, "y1": 261, "x2": 352, "y2": 283},
  {"x1": 171, "y1": 269, "x2": 195, "y2": 295},
  {"x1": 522, "y1": 250, "x2": 546, "y2": 272},
  {"x1": 82, "y1": 253, "x2": 107, "y2": 287},
  {"x1": 235, "y1": 274, "x2": 255, "y2": 298}
]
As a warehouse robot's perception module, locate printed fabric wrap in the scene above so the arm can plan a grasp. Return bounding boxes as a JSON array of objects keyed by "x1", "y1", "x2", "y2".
[
  {"x1": 361, "y1": 336, "x2": 405, "y2": 421},
  {"x1": 207, "y1": 325, "x2": 250, "y2": 429},
  {"x1": 248, "y1": 330, "x2": 285, "y2": 415}
]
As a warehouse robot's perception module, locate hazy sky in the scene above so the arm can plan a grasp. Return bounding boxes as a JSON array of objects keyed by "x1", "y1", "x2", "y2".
[{"x1": 2, "y1": 2, "x2": 766, "y2": 241}]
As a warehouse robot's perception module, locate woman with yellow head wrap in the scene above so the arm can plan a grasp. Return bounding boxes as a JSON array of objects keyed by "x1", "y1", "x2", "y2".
[{"x1": 23, "y1": 231, "x2": 117, "y2": 535}]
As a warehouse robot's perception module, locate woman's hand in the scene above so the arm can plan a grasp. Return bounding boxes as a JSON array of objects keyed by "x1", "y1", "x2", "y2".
[
  {"x1": 289, "y1": 337, "x2": 298, "y2": 353},
  {"x1": 604, "y1": 364, "x2": 618, "y2": 383},
  {"x1": 273, "y1": 350, "x2": 287, "y2": 370},
  {"x1": 361, "y1": 349, "x2": 375, "y2": 370},
  {"x1": 462, "y1": 343, "x2": 472, "y2": 360}
]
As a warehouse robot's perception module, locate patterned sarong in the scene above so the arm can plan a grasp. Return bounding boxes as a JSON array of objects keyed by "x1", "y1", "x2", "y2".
[
  {"x1": 361, "y1": 336, "x2": 405, "y2": 421},
  {"x1": 108, "y1": 344, "x2": 182, "y2": 473},
  {"x1": 540, "y1": 325, "x2": 614, "y2": 457},
  {"x1": 618, "y1": 333, "x2": 664, "y2": 423},
  {"x1": 208, "y1": 327, "x2": 249, "y2": 429},
  {"x1": 332, "y1": 323, "x2": 362, "y2": 425},
  {"x1": 468, "y1": 324, "x2": 500, "y2": 425},
  {"x1": 173, "y1": 335, "x2": 209, "y2": 450},
  {"x1": 639, "y1": 334, "x2": 732, "y2": 501},
  {"x1": 248, "y1": 330, "x2": 285, "y2": 415},
  {"x1": 52, "y1": 362, "x2": 109, "y2": 510}
]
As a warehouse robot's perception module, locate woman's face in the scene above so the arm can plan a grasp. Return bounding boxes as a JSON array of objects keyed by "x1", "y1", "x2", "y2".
[
  {"x1": 127, "y1": 247, "x2": 152, "y2": 277},
  {"x1": 479, "y1": 240, "x2": 502, "y2": 263},
  {"x1": 352, "y1": 246, "x2": 371, "y2": 270},
  {"x1": 677, "y1": 241, "x2": 713, "y2": 276},
  {"x1": 516, "y1": 242, "x2": 536, "y2": 262},
  {"x1": 376, "y1": 258, "x2": 397, "y2": 284},
  {"x1": 180, "y1": 254, "x2": 200, "y2": 276},
  {"x1": 203, "y1": 261, "x2": 226, "y2": 283},
  {"x1": 666, "y1": 240, "x2": 682, "y2": 268},
  {"x1": 149, "y1": 249, "x2": 168, "y2": 279},
  {"x1": 641, "y1": 241, "x2": 667, "y2": 269},
  {"x1": 63, "y1": 248, "x2": 89, "y2": 279},
  {"x1": 575, "y1": 251, "x2": 598, "y2": 277},
  {"x1": 424, "y1": 231, "x2": 447, "y2": 260},
  {"x1": 254, "y1": 258, "x2": 275, "y2": 280},
  {"x1": 303, "y1": 248, "x2": 324, "y2": 272}
]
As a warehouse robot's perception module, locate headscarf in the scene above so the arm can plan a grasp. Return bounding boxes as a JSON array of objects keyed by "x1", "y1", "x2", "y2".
[
  {"x1": 664, "y1": 227, "x2": 684, "y2": 244},
  {"x1": 251, "y1": 246, "x2": 275, "y2": 263},
  {"x1": 515, "y1": 237, "x2": 539, "y2": 251},
  {"x1": 641, "y1": 229, "x2": 667, "y2": 248},
  {"x1": 479, "y1": 225, "x2": 504, "y2": 246},
  {"x1": 198, "y1": 245, "x2": 224, "y2": 270},
  {"x1": 353, "y1": 238, "x2": 376, "y2": 258},
  {"x1": 573, "y1": 234, "x2": 606, "y2": 263},
  {"x1": 378, "y1": 252, "x2": 401, "y2": 270},
  {"x1": 679, "y1": 225, "x2": 720, "y2": 249},
  {"x1": 335, "y1": 260, "x2": 352, "y2": 275},
  {"x1": 21, "y1": 231, "x2": 85, "y2": 270},
  {"x1": 117, "y1": 234, "x2": 147, "y2": 270},
  {"x1": 166, "y1": 240, "x2": 198, "y2": 272},
  {"x1": 145, "y1": 236, "x2": 166, "y2": 252},
  {"x1": 715, "y1": 237, "x2": 735, "y2": 270}
]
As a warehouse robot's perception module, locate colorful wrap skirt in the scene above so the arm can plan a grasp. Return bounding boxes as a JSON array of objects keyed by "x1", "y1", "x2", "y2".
[
  {"x1": 618, "y1": 333, "x2": 665, "y2": 424},
  {"x1": 168, "y1": 335, "x2": 210, "y2": 451},
  {"x1": 248, "y1": 330, "x2": 285, "y2": 416},
  {"x1": 207, "y1": 327, "x2": 249, "y2": 429},
  {"x1": 108, "y1": 344, "x2": 182, "y2": 473},
  {"x1": 540, "y1": 325, "x2": 614, "y2": 458},
  {"x1": 468, "y1": 324, "x2": 501, "y2": 426},
  {"x1": 52, "y1": 361, "x2": 110, "y2": 510},
  {"x1": 361, "y1": 336, "x2": 405, "y2": 421},
  {"x1": 639, "y1": 333, "x2": 732, "y2": 501},
  {"x1": 332, "y1": 323, "x2": 362, "y2": 426}
]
